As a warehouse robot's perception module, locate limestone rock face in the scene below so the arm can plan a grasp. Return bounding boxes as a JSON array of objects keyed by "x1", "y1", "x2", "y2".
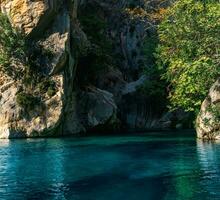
[
  {"x1": 0, "y1": 0, "x2": 119, "y2": 138},
  {"x1": 78, "y1": 0, "x2": 179, "y2": 131},
  {"x1": 0, "y1": 1, "x2": 69, "y2": 138},
  {"x1": 0, "y1": 0, "x2": 60, "y2": 36},
  {"x1": 0, "y1": 76, "x2": 63, "y2": 139},
  {"x1": 197, "y1": 79, "x2": 220, "y2": 140},
  {"x1": 77, "y1": 87, "x2": 117, "y2": 130},
  {"x1": 0, "y1": 0, "x2": 178, "y2": 138},
  {"x1": 38, "y1": 8, "x2": 70, "y2": 75}
]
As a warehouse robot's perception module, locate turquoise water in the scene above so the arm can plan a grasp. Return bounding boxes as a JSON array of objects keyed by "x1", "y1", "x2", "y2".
[{"x1": 1, "y1": 131, "x2": 220, "y2": 200}]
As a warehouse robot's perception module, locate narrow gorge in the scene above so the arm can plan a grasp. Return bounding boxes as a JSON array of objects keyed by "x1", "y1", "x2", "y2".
[
  {"x1": 1, "y1": 1, "x2": 220, "y2": 199},
  {"x1": 0, "y1": 0, "x2": 219, "y2": 139}
]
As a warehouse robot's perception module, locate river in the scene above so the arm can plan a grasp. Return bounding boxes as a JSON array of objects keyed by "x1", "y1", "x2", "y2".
[{"x1": 0, "y1": 131, "x2": 220, "y2": 200}]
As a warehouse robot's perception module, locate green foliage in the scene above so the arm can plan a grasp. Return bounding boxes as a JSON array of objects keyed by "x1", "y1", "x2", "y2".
[
  {"x1": 0, "y1": 13, "x2": 55, "y2": 80},
  {"x1": 157, "y1": 0, "x2": 220, "y2": 113},
  {"x1": 0, "y1": 13, "x2": 27, "y2": 75},
  {"x1": 143, "y1": 67, "x2": 166, "y2": 97},
  {"x1": 142, "y1": 34, "x2": 167, "y2": 108},
  {"x1": 38, "y1": 79, "x2": 57, "y2": 97},
  {"x1": 16, "y1": 92, "x2": 40, "y2": 110},
  {"x1": 78, "y1": 3, "x2": 114, "y2": 84},
  {"x1": 79, "y1": 11, "x2": 107, "y2": 44},
  {"x1": 47, "y1": 87, "x2": 56, "y2": 97},
  {"x1": 79, "y1": 4, "x2": 112, "y2": 53},
  {"x1": 142, "y1": 35, "x2": 159, "y2": 67},
  {"x1": 205, "y1": 104, "x2": 220, "y2": 125},
  {"x1": 0, "y1": 13, "x2": 57, "y2": 113}
]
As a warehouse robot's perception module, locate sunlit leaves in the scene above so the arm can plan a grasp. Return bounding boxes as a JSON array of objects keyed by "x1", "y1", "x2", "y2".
[{"x1": 157, "y1": 0, "x2": 220, "y2": 113}]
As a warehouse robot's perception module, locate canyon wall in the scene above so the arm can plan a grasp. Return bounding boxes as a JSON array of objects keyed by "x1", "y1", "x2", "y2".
[{"x1": 0, "y1": 0, "x2": 181, "y2": 138}]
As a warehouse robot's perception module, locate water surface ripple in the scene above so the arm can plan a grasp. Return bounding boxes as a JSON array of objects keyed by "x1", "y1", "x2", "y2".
[{"x1": 0, "y1": 131, "x2": 220, "y2": 200}]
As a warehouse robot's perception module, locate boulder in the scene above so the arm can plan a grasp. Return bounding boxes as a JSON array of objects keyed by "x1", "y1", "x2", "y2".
[{"x1": 77, "y1": 87, "x2": 118, "y2": 131}]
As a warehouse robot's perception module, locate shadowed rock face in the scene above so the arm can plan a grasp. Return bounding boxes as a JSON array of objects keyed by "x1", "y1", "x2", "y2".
[
  {"x1": 197, "y1": 79, "x2": 220, "y2": 140},
  {"x1": 0, "y1": 0, "x2": 179, "y2": 138},
  {"x1": 0, "y1": 0, "x2": 117, "y2": 138}
]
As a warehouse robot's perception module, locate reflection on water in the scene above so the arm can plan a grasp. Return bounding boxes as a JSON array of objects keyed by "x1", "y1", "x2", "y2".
[
  {"x1": 0, "y1": 139, "x2": 10, "y2": 147},
  {"x1": 197, "y1": 140, "x2": 220, "y2": 198},
  {"x1": 197, "y1": 140, "x2": 219, "y2": 174},
  {"x1": 0, "y1": 132, "x2": 220, "y2": 200}
]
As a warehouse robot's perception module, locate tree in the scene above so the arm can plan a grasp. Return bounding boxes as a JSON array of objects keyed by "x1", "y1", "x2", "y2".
[{"x1": 157, "y1": 0, "x2": 220, "y2": 113}]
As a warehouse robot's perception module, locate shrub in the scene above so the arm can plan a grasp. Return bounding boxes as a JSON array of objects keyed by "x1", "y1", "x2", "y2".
[
  {"x1": 0, "y1": 14, "x2": 54, "y2": 88},
  {"x1": 77, "y1": 3, "x2": 114, "y2": 84},
  {"x1": 0, "y1": 13, "x2": 27, "y2": 73},
  {"x1": 16, "y1": 92, "x2": 40, "y2": 110},
  {"x1": 38, "y1": 79, "x2": 57, "y2": 97},
  {"x1": 157, "y1": 0, "x2": 220, "y2": 113},
  {"x1": 47, "y1": 87, "x2": 56, "y2": 97}
]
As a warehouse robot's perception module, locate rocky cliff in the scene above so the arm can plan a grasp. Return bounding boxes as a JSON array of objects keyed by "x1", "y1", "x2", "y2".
[
  {"x1": 0, "y1": 0, "x2": 180, "y2": 138},
  {"x1": 197, "y1": 79, "x2": 220, "y2": 140}
]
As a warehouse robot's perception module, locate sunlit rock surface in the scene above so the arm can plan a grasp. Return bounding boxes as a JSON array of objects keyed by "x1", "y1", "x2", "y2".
[
  {"x1": 0, "y1": 0, "x2": 117, "y2": 138},
  {"x1": 197, "y1": 78, "x2": 220, "y2": 140},
  {"x1": 0, "y1": 0, "x2": 60, "y2": 36}
]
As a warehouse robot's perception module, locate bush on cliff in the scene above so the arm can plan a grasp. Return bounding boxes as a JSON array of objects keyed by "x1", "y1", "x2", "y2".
[
  {"x1": 16, "y1": 92, "x2": 40, "y2": 110},
  {"x1": 0, "y1": 14, "x2": 27, "y2": 75},
  {"x1": 0, "y1": 13, "x2": 57, "y2": 112}
]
